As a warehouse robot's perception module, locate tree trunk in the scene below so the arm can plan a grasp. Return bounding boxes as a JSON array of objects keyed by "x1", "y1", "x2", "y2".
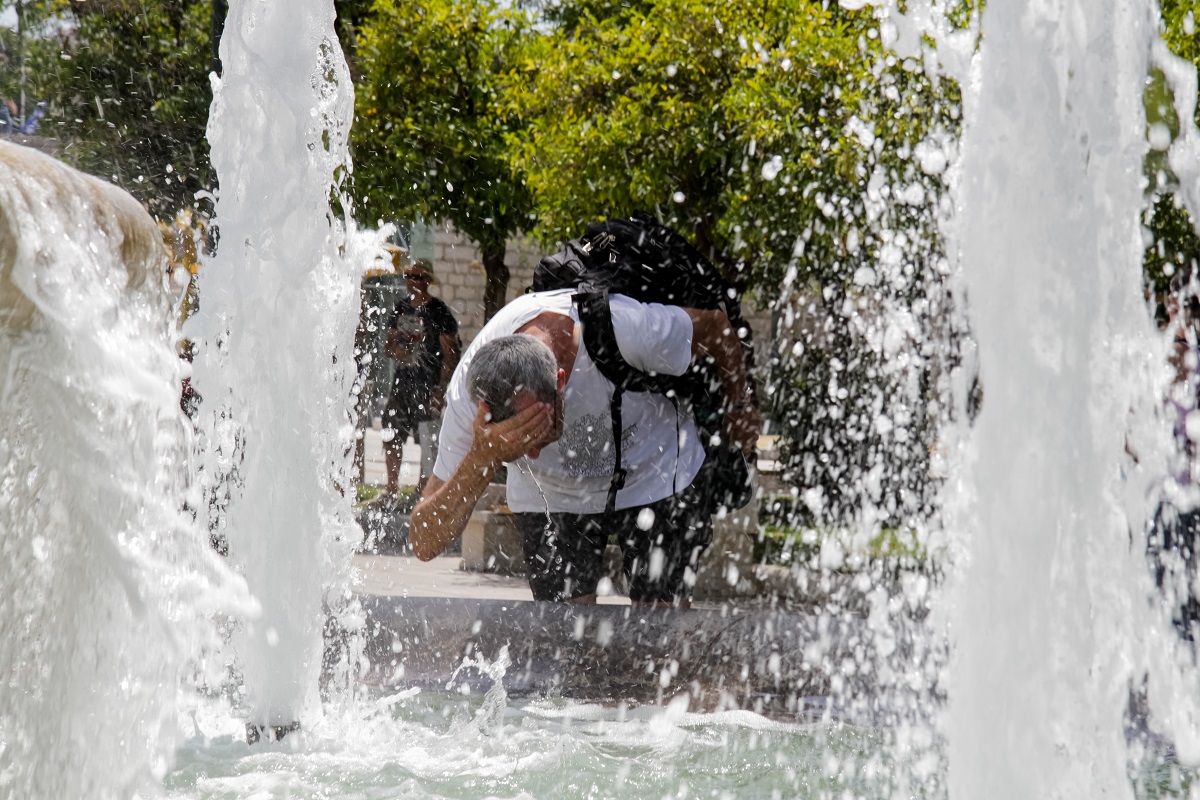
[
  {"x1": 692, "y1": 212, "x2": 742, "y2": 288},
  {"x1": 211, "y1": 0, "x2": 227, "y2": 76},
  {"x1": 480, "y1": 241, "x2": 509, "y2": 323}
]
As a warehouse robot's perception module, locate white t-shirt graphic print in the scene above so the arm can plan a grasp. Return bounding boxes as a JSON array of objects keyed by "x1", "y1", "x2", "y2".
[{"x1": 433, "y1": 290, "x2": 705, "y2": 514}]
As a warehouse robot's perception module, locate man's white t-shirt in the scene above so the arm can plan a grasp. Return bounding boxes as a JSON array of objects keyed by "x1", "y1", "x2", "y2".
[{"x1": 432, "y1": 290, "x2": 705, "y2": 514}]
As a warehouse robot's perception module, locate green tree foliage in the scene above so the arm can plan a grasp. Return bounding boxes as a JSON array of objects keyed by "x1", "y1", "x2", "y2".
[
  {"x1": 1160, "y1": 0, "x2": 1200, "y2": 71},
  {"x1": 1144, "y1": 0, "x2": 1200, "y2": 313},
  {"x1": 333, "y1": 0, "x2": 374, "y2": 79},
  {"x1": 507, "y1": 0, "x2": 961, "y2": 525},
  {"x1": 505, "y1": 0, "x2": 953, "y2": 283},
  {"x1": 0, "y1": 2, "x2": 57, "y2": 120},
  {"x1": 1, "y1": 0, "x2": 218, "y2": 218},
  {"x1": 351, "y1": 0, "x2": 534, "y2": 320}
]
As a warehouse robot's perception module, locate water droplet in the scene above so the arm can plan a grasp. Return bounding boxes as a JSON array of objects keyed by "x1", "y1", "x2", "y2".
[
  {"x1": 637, "y1": 508, "x2": 655, "y2": 530},
  {"x1": 761, "y1": 155, "x2": 784, "y2": 181}
]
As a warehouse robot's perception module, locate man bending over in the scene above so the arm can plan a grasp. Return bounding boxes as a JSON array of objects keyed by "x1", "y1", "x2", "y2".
[{"x1": 409, "y1": 289, "x2": 758, "y2": 607}]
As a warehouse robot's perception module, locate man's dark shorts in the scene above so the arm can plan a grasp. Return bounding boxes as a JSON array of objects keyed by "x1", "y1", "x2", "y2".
[
  {"x1": 513, "y1": 469, "x2": 713, "y2": 604},
  {"x1": 383, "y1": 363, "x2": 437, "y2": 442}
]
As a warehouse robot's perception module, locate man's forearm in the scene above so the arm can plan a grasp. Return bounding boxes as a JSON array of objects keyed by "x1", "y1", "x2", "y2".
[
  {"x1": 409, "y1": 450, "x2": 496, "y2": 560},
  {"x1": 439, "y1": 333, "x2": 460, "y2": 388},
  {"x1": 438, "y1": 361, "x2": 455, "y2": 391},
  {"x1": 411, "y1": 397, "x2": 555, "y2": 559},
  {"x1": 686, "y1": 308, "x2": 759, "y2": 454},
  {"x1": 688, "y1": 309, "x2": 750, "y2": 404}
]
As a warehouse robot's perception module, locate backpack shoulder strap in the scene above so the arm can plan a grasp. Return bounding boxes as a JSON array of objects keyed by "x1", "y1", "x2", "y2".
[
  {"x1": 573, "y1": 289, "x2": 630, "y2": 386},
  {"x1": 573, "y1": 288, "x2": 692, "y2": 513},
  {"x1": 573, "y1": 289, "x2": 629, "y2": 513},
  {"x1": 572, "y1": 289, "x2": 674, "y2": 393}
]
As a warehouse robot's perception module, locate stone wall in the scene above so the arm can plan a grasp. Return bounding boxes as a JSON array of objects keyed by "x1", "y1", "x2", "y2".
[{"x1": 426, "y1": 227, "x2": 544, "y2": 345}]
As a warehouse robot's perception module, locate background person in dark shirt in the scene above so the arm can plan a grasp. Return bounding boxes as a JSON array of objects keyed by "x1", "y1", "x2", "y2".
[{"x1": 381, "y1": 257, "x2": 459, "y2": 497}]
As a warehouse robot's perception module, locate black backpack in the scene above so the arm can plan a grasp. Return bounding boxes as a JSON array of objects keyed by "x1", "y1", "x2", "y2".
[{"x1": 532, "y1": 212, "x2": 755, "y2": 515}]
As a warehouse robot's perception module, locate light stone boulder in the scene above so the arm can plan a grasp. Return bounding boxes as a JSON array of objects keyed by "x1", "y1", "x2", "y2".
[{"x1": 0, "y1": 139, "x2": 165, "y2": 334}]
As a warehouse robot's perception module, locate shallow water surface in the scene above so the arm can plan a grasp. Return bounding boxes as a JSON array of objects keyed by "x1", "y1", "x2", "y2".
[{"x1": 165, "y1": 692, "x2": 909, "y2": 800}]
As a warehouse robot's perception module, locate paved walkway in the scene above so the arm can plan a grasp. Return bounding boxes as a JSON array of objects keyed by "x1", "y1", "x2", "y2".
[
  {"x1": 352, "y1": 420, "x2": 785, "y2": 608},
  {"x1": 351, "y1": 554, "x2": 532, "y2": 601},
  {"x1": 350, "y1": 553, "x2": 633, "y2": 605},
  {"x1": 359, "y1": 423, "x2": 419, "y2": 488}
]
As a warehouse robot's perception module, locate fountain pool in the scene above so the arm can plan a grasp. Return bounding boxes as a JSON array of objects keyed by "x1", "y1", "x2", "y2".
[{"x1": 164, "y1": 692, "x2": 920, "y2": 800}]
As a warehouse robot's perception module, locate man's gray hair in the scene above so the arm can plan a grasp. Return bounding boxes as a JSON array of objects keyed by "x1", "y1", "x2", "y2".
[{"x1": 467, "y1": 334, "x2": 558, "y2": 422}]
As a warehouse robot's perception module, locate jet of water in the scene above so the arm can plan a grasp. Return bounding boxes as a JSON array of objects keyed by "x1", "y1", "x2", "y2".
[{"x1": 190, "y1": 0, "x2": 363, "y2": 730}]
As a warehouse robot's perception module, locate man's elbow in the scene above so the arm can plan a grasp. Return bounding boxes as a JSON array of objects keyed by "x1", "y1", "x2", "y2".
[
  {"x1": 408, "y1": 514, "x2": 442, "y2": 561},
  {"x1": 412, "y1": 541, "x2": 440, "y2": 562},
  {"x1": 688, "y1": 308, "x2": 732, "y2": 356},
  {"x1": 411, "y1": 537, "x2": 441, "y2": 562}
]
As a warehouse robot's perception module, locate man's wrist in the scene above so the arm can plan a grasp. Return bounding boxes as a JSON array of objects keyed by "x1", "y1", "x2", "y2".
[{"x1": 463, "y1": 447, "x2": 500, "y2": 479}]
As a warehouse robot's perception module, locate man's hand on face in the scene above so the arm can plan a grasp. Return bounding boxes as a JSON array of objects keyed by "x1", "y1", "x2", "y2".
[{"x1": 471, "y1": 400, "x2": 554, "y2": 466}]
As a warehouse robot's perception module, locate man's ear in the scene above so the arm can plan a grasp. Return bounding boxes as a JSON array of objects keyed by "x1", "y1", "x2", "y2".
[{"x1": 557, "y1": 368, "x2": 567, "y2": 390}]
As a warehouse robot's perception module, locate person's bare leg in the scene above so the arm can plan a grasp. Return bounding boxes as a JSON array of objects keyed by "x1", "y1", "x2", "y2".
[
  {"x1": 354, "y1": 432, "x2": 365, "y2": 485},
  {"x1": 383, "y1": 434, "x2": 403, "y2": 495},
  {"x1": 415, "y1": 432, "x2": 428, "y2": 494}
]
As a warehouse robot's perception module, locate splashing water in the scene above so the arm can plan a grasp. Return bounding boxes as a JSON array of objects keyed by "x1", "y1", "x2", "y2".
[
  {"x1": 0, "y1": 144, "x2": 247, "y2": 797},
  {"x1": 446, "y1": 644, "x2": 511, "y2": 733},
  {"x1": 945, "y1": 1, "x2": 1161, "y2": 794},
  {"x1": 189, "y1": 0, "x2": 363, "y2": 729},
  {"x1": 897, "y1": 0, "x2": 1200, "y2": 795},
  {"x1": 165, "y1": 692, "x2": 894, "y2": 800}
]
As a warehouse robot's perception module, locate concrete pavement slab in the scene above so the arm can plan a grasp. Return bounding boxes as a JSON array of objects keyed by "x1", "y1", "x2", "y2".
[{"x1": 350, "y1": 553, "x2": 631, "y2": 605}]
